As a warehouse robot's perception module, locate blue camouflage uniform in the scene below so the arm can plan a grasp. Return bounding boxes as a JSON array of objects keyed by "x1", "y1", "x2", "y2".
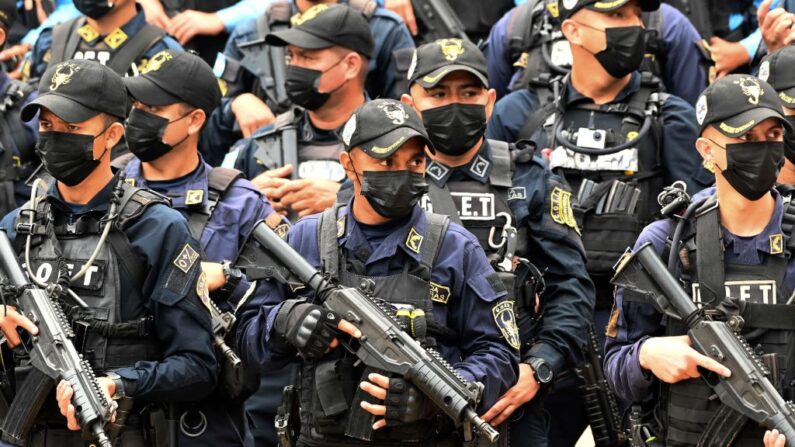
[
  {"x1": 604, "y1": 187, "x2": 795, "y2": 444},
  {"x1": 236, "y1": 201, "x2": 519, "y2": 415},
  {"x1": 483, "y1": 3, "x2": 709, "y2": 105},
  {"x1": 27, "y1": 8, "x2": 182, "y2": 80},
  {"x1": 0, "y1": 178, "x2": 218, "y2": 443},
  {"x1": 201, "y1": 0, "x2": 413, "y2": 160},
  {"x1": 422, "y1": 140, "x2": 594, "y2": 445},
  {"x1": 123, "y1": 156, "x2": 286, "y2": 446}
]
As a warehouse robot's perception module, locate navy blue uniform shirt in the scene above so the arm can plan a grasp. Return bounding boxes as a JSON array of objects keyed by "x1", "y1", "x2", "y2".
[
  {"x1": 28, "y1": 8, "x2": 182, "y2": 80},
  {"x1": 486, "y1": 71, "x2": 712, "y2": 194},
  {"x1": 603, "y1": 188, "x2": 795, "y2": 402},
  {"x1": 235, "y1": 201, "x2": 519, "y2": 409},
  {"x1": 0, "y1": 179, "x2": 218, "y2": 401},
  {"x1": 424, "y1": 140, "x2": 595, "y2": 372}
]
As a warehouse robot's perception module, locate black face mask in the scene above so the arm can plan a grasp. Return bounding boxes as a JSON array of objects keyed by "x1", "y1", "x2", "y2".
[
  {"x1": 584, "y1": 25, "x2": 646, "y2": 79},
  {"x1": 359, "y1": 170, "x2": 428, "y2": 219},
  {"x1": 285, "y1": 58, "x2": 346, "y2": 111},
  {"x1": 126, "y1": 108, "x2": 190, "y2": 162},
  {"x1": 784, "y1": 117, "x2": 795, "y2": 165},
  {"x1": 74, "y1": 0, "x2": 114, "y2": 19},
  {"x1": 421, "y1": 103, "x2": 487, "y2": 156},
  {"x1": 712, "y1": 139, "x2": 784, "y2": 201},
  {"x1": 36, "y1": 130, "x2": 109, "y2": 187}
]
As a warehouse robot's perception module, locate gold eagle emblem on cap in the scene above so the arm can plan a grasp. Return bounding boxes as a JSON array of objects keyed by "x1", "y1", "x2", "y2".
[
  {"x1": 734, "y1": 76, "x2": 763, "y2": 105},
  {"x1": 141, "y1": 51, "x2": 173, "y2": 74},
  {"x1": 436, "y1": 38, "x2": 465, "y2": 61},
  {"x1": 291, "y1": 4, "x2": 329, "y2": 26},
  {"x1": 49, "y1": 62, "x2": 81, "y2": 91}
]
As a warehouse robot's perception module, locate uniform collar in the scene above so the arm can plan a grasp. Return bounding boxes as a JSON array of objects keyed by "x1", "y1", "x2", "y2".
[
  {"x1": 337, "y1": 199, "x2": 426, "y2": 265},
  {"x1": 722, "y1": 189, "x2": 787, "y2": 257},
  {"x1": 76, "y1": 7, "x2": 146, "y2": 48},
  {"x1": 46, "y1": 177, "x2": 114, "y2": 215},
  {"x1": 125, "y1": 156, "x2": 209, "y2": 209},
  {"x1": 564, "y1": 71, "x2": 641, "y2": 107},
  {"x1": 425, "y1": 139, "x2": 492, "y2": 187}
]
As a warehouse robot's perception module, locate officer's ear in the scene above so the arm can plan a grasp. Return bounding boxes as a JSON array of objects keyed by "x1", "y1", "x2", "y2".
[
  {"x1": 401, "y1": 93, "x2": 421, "y2": 118},
  {"x1": 339, "y1": 150, "x2": 359, "y2": 186},
  {"x1": 695, "y1": 136, "x2": 716, "y2": 164},
  {"x1": 186, "y1": 108, "x2": 206, "y2": 136},
  {"x1": 560, "y1": 19, "x2": 583, "y2": 46},
  {"x1": 485, "y1": 88, "x2": 497, "y2": 122},
  {"x1": 342, "y1": 51, "x2": 365, "y2": 83},
  {"x1": 104, "y1": 119, "x2": 125, "y2": 150}
]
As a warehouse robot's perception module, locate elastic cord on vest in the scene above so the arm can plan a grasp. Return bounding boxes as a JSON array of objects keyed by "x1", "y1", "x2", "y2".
[
  {"x1": 553, "y1": 112, "x2": 654, "y2": 156},
  {"x1": 541, "y1": 37, "x2": 569, "y2": 75},
  {"x1": 667, "y1": 197, "x2": 709, "y2": 273}
]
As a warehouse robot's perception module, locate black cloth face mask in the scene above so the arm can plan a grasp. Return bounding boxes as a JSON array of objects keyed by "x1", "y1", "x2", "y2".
[
  {"x1": 710, "y1": 139, "x2": 784, "y2": 201},
  {"x1": 285, "y1": 58, "x2": 347, "y2": 111},
  {"x1": 359, "y1": 170, "x2": 428, "y2": 219},
  {"x1": 74, "y1": 0, "x2": 115, "y2": 19},
  {"x1": 580, "y1": 24, "x2": 646, "y2": 78},
  {"x1": 126, "y1": 108, "x2": 190, "y2": 162},
  {"x1": 36, "y1": 129, "x2": 109, "y2": 186},
  {"x1": 783, "y1": 116, "x2": 795, "y2": 165},
  {"x1": 421, "y1": 103, "x2": 487, "y2": 156}
]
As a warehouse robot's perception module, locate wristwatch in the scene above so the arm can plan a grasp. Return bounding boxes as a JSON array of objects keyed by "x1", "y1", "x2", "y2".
[
  {"x1": 217, "y1": 260, "x2": 243, "y2": 298},
  {"x1": 527, "y1": 357, "x2": 554, "y2": 386},
  {"x1": 104, "y1": 371, "x2": 126, "y2": 400}
]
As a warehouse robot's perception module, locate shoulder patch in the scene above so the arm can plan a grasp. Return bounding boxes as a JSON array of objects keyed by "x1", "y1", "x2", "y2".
[
  {"x1": 405, "y1": 227, "x2": 423, "y2": 253},
  {"x1": 185, "y1": 189, "x2": 204, "y2": 206},
  {"x1": 430, "y1": 281, "x2": 451, "y2": 304},
  {"x1": 771, "y1": 233, "x2": 784, "y2": 255},
  {"x1": 550, "y1": 186, "x2": 580, "y2": 234},
  {"x1": 174, "y1": 244, "x2": 200, "y2": 274},
  {"x1": 508, "y1": 187, "x2": 527, "y2": 201},
  {"x1": 492, "y1": 301, "x2": 521, "y2": 350}
]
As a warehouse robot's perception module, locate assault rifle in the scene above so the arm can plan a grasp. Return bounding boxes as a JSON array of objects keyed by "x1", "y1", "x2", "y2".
[
  {"x1": 575, "y1": 326, "x2": 627, "y2": 447},
  {"x1": 411, "y1": 0, "x2": 470, "y2": 43},
  {"x1": 236, "y1": 221, "x2": 499, "y2": 443},
  {"x1": 612, "y1": 243, "x2": 795, "y2": 442},
  {"x1": 0, "y1": 230, "x2": 116, "y2": 446}
]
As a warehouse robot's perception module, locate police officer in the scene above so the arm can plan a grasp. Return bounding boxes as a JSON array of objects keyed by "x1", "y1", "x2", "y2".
[
  {"x1": 605, "y1": 74, "x2": 795, "y2": 446},
  {"x1": 114, "y1": 48, "x2": 289, "y2": 446},
  {"x1": 0, "y1": 0, "x2": 38, "y2": 216},
  {"x1": 0, "y1": 59, "x2": 218, "y2": 445},
  {"x1": 400, "y1": 38, "x2": 594, "y2": 446},
  {"x1": 757, "y1": 46, "x2": 795, "y2": 185},
  {"x1": 203, "y1": 0, "x2": 413, "y2": 157},
  {"x1": 484, "y1": 0, "x2": 710, "y2": 105},
  {"x1": 487, "y1": 0, "x2": 711, "y2": 444},
  {"x1": 236, "y1": 98, "x2": 519, "y2": 446},
  {"x1": 220, "y1": 4, "x2": 373, "y2": 218},
  {"x1": 26, "y1": 0, "x2": 182, "y2": 81}
]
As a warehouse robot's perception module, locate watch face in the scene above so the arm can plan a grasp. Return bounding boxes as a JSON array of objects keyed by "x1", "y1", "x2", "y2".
[{"x1": 535, "y1": 361, "x2": 553, "y2": 383}]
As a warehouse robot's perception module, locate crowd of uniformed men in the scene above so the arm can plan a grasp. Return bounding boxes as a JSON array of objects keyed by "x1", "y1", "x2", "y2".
[{"x1": 0, "y1": 0, "x2": 793, "y2": 446}]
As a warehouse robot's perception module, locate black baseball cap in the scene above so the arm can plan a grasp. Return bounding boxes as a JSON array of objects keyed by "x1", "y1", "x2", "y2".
[
  {"x1": 123, "y1": 49, "x2": 221, "y2": 117},
  {"x1": 758, "y1": 46, "x2": 795, "y2": 109},
  {"x1": 0, "y1": 0, "x2": 17, "y2": 28},
  {"x1": 339, "y1": 99, "x2": 435, "y2": 158},
  {"x1": 21, "y1": 59, "x2": 128, "y2": 123},
  {"x1": 408, "y1": 38, "x2": 488, "y2": 89},
  {"x1": 557, "y1": 0, "x2": 660, "y2": 21},
  {"x1": 265, "y1": 4, "x2": 374, "y2": 59},
  {"x1": 695, "y1": 74, "x2": 792, "y2": 138}
]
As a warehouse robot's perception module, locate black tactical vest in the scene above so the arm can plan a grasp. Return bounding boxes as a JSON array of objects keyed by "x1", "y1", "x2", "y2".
[
  {"x1": 660, "y1": 195, "x2": 795, "y2": 446},
  {"x1": 528, "y1": 75, "x2": 665, "y2": 307},
  {"x1": 15, "y1": 183, "x2": 167, "y2": 373},
  {"x1": 297, "y1": 205, "x2": 455, "y2": 446},
  {"x1": 0, "y1": 79, "x2": 36, "y2": 217},
  {"x1": 48, "y1": 17, "x2": 167, "y2": 76}
]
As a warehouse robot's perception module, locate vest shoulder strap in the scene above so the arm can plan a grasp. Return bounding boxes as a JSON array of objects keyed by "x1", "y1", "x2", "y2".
[
  {"x1": 427, "y1": 183, "x2": 463, "y2": 227},
  {"x1": 418, "y1": 212, "x2": 450, "y2": 279},
  {"x1": 694, "y1": 194, "x2": 725, "y2": 307},
  {"x1": 116, "y1": 183, "x2": 170, "y2": 230},
  {"x1": 780, "y1": 193, "x2": 795, "y2": 252},
  {"x1": 318, "y1": 203, "x2": 344, "y2": 279},
  {"x1": 487, "y1": 139, "x2": 513, "y2": 188},
  {"x1": 267, "y1": 0, "x2": 293, "y2": 25},
  {"x1": 506, "y1": 0, "x2": 543, "y2": 63},
  {"x1": 347, "y1": 0, "x2": 377, "y2": 19},
  {"x1": 184, "y1": 167, "x2": 244, "y2": 240},
  {"x1": 107, "y1": 23, "x2": 167, "y2": 74},
  {"x1": 49, "y1": 17, "x2": 86, "y2": 68},
  {"x1": 207, "y1": 167, "x2": 244, "y2": 194},
  {"x1": 111, "y1": 153, "x2": 135, "y2": 171}
]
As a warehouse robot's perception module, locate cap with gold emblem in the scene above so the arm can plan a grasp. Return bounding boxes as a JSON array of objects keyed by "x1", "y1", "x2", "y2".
[
  {"x1": 557, "y1": 0, "x2": 660, "y2": 22},
  {"x1": 758, "y1": 46, "x2": 795, "y2": 110},
  {"x1": 407, "y1": 38, "x2": 488, "y2": 89},
  {"x1": 695, "y1": 74, "x2": 792, "y2": 138},
  {"x1": 123, "y1": 49, "x2": 222, "y2": 117},
  {"x1": 21, "y1": 59, "x2": 128, "y2": 123},
  {"x1": 265, "y1": 4, "x2": 374, "y2": 59},
  {"x1": 339, "y1": 99, "x2": 435, "y2": 158}
]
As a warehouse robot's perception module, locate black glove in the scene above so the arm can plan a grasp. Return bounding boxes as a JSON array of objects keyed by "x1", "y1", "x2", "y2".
[
  {"x1": 383, "y1": 378, "x2": 435, "y2": 426},
  {"x1": 274, "y1": 301, "x2": 340, "y2": 360}
]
